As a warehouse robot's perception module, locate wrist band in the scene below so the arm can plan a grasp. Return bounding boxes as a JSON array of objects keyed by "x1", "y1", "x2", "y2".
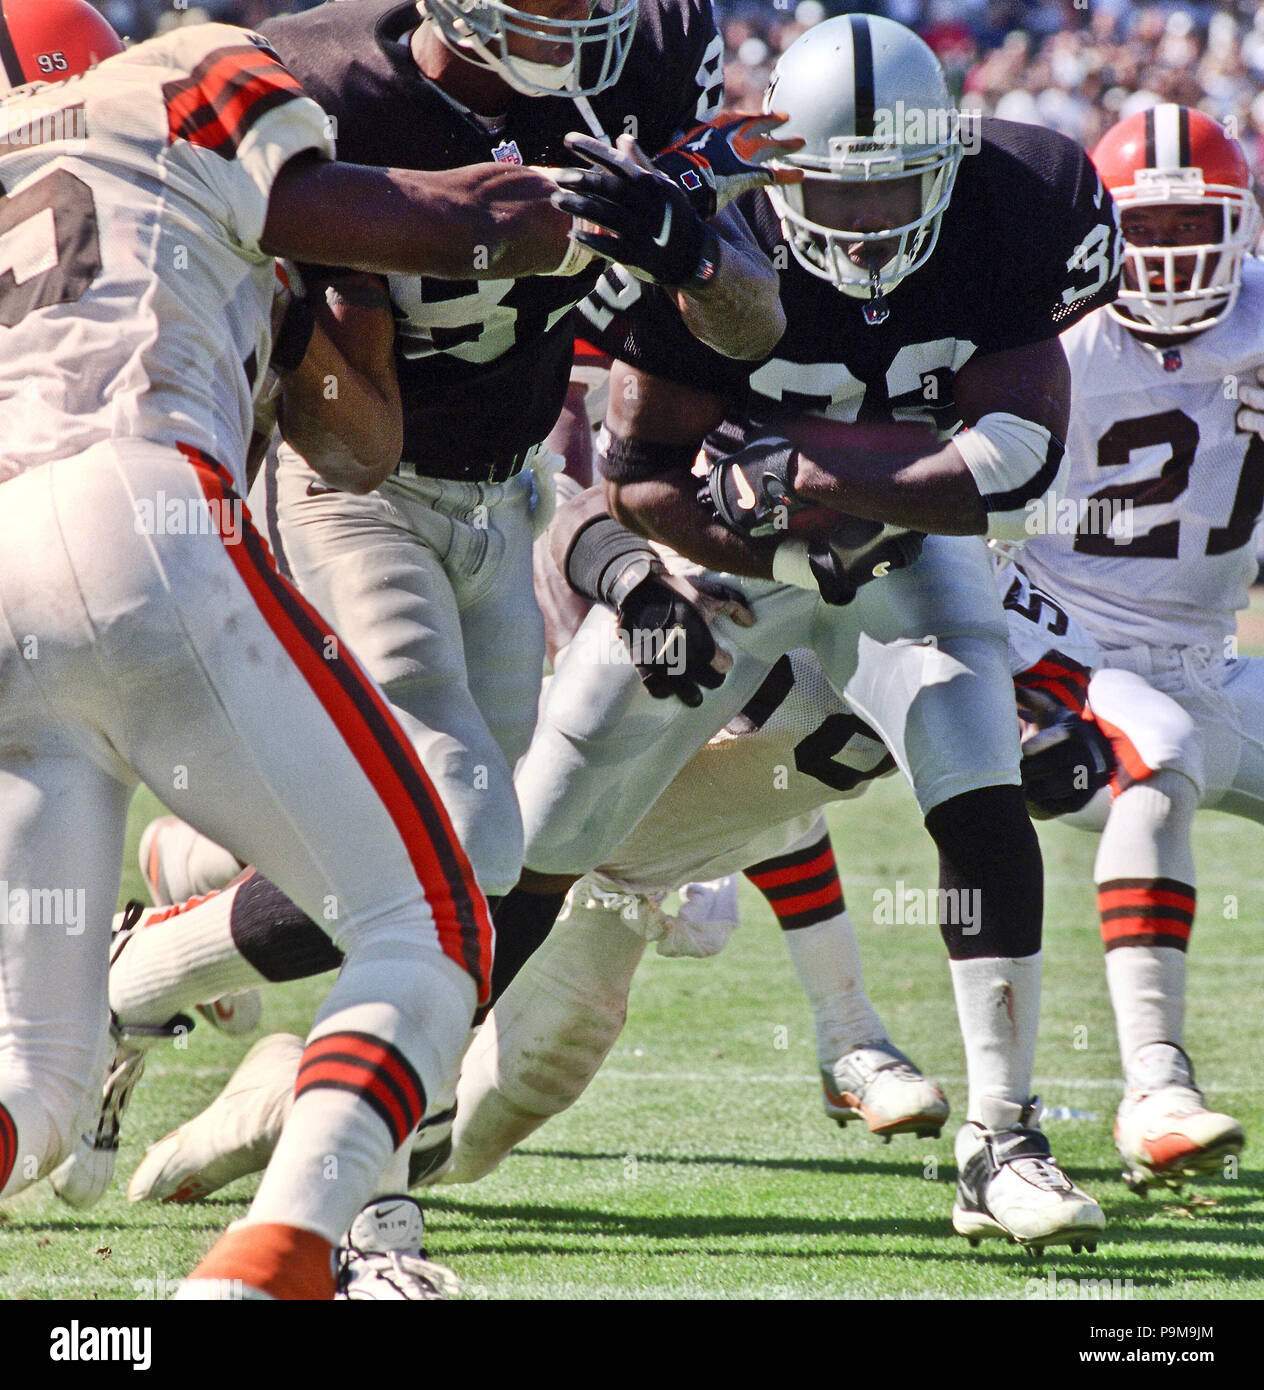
[
  {"x1": 597, "y1": 428, "x2": 702, "y2": 482},
  {"x1": 566, "y1": 514, "x2": 661, "y2": 606},
  {"x1": 271, "y1": 296, "x2": 316, "y2": 375}
]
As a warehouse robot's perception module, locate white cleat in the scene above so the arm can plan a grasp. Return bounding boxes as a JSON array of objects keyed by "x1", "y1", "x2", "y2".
[
  {"x1": 128, "y1": 1032, "x2": 302, "y2": 1203},
  {"x1": 336, "y1": 1196, "x2": 462, "y2": 1300},
  {"x1": 50, "y1": 903, "x2": 194, "y2": 1208},
  {"x1": 1115, "y1": 1045, "x2": 1245, "y2": 1195},
  {"x1": 138, "y1": 817, "x2": 262, "y2": 1036},
  {"x1": 51, "y1": 1014, "x2": 192, "y2": 1209},
  {"x1": 953, "y1": 1097, "x2": 1105, "y2": 1253},
  {"x1": 194, "y1": 992, "x2": 264, "y2": 1036},
  {"x1": 822, "y1": 1040, "x2": 949, "y2": 1141}
]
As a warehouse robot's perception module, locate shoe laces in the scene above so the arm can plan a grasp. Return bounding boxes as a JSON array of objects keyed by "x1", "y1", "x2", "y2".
[{"x1": 1005, "y1": 1152, "x2": 1074, "y2": 1193}]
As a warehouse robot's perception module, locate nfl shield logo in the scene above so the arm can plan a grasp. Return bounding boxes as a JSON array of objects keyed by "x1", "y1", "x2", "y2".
[
  {"x1": 491, "y1": 140, "x2": 523, "y2": 165},
  {"x1": 680, "y1": 169, "x2": 703, "y2": 191},
  {"x1": 1162, "y1": 348, "x2": 1183, "y2": 372}
]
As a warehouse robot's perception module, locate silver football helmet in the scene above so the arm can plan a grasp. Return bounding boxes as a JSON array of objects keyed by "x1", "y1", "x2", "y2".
[
  {"x1": 417, "y1": 0, "x2": 637, "y2": 98},
  {"x1": 763, "y1": 15, "x2": 964, "y2": 313}
]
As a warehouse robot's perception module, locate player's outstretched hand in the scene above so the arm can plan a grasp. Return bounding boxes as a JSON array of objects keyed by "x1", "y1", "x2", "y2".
[
  {"x1": 806, "y1": 518, "x2": 925, "y2": 606},
  {"x1": 1236, "y1": 366, "x2": 1264, "y2": 440},
  {"x1": 653, "y1": 113, "x2": 805, "y2": 220},
  {"x1": 552, "y1": 132, "x2": 709, "y2": 287},
  {"x1": 616, "y1": 569, "x2": 754, "y2": 707}
]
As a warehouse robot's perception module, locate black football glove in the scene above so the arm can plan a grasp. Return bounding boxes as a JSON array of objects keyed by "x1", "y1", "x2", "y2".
[
  {"x1": 652, "y1": 113, "x2": 806, "y2": 220},
  {"x1": 806, "y1": 517, "x2": 926, "y2": 606},
  {"x1": 616, "y1": 568, "x2": 750, "y2": 707},
  {"x1": 552, "y1": 133, "x2": 709, "y2": 287},
  {"x1": 1018, "y1": 694, "x2": 1114, "y2": 819},
  {"x1": 705, "y1": 435, "x2": 800, "y2": 538}
]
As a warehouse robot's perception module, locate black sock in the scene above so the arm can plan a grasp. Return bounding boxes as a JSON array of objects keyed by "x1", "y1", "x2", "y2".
[
  {"x1": 229, "y1": 871, "x2": 345, "y2": 981},
  {"x1": 485, "y1": 887, "x2": 569, "y2": 1009}
]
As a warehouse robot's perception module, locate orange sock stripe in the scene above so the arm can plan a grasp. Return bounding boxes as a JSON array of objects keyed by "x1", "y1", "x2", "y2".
[
  {"x1": 186, "y1": 1223, "x2": 335, "y2": 1301},
  {"x1": 296, "y1": 1061, "x2": 410, "y2": 1143},
  {"x1": 762, "y1": 882, "x2": 844, "y2": 920},
  {"x1": 1101, "y1": 916, "x2": 1192, "y2": 949},
  {"x1": 185, "y1": 449, "x2": 492, "y2": 1000},
  {"x1": 296, "y1": 1032, "x2": 426, "y2": 1147},
  {"x1": 746, "y1": 842, "x2": 835, "y2": 890}
]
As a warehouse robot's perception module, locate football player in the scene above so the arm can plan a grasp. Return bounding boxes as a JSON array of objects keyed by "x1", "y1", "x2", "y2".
[
  {"x1": 0, "y1": 0, "x2": 649, "y2": 1301},
  {"x1": 492, "y1": 13, "x2": 1126, "y2": 1252},
  {"x1": 67, "y1": 0, "x2": 801, "y2": 1269},
  {"x1": 118, "y1": 484, "x2": 1113, "y2": 1206},
  {"x1": 243, "y1": 0, "x2": 791, "y2": 934},
  {"x1": 1008, "y1": 105, "x2": 1262, "y2": 1194}
]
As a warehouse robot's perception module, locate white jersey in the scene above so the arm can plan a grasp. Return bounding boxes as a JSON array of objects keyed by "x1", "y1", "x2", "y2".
[
  {"x1": 1020, "y1": 260, "x2": 1264, "y2": 651},
  {"x1": 0, "y1": 24, "x2": 332, "y2": 491}
]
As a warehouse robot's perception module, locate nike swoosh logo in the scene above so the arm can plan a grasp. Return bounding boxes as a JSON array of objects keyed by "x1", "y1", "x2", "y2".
[
  {"x1": 306, "y1": 480, "x2": 335, "y2": 497},
  {"x1": 732, "y1": 467, "x2": 758, "y2": 511},
  {"x1": 652, "y1": 205, "x2": 673, "y2": 248}
]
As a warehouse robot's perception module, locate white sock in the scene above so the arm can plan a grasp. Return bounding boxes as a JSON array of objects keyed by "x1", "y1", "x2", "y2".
[
  {"x1": 949, "y1": 953, "x2": 1042, "y2": 1123},
  {"x1": 247, "y1": 946, "x2": 473, "y2": 1245},
  {"x1": 109, "y1": 886, "x2": 265, "y2": 1027},
  {"x1": 1106, "y1": 947, "x2": 1186, "y2": 1079},
  {"x1": 779, "y1": 910, "x2": 886, "y2": 1065},
  {"x1": 1094, "y1": 769, "x2": 1197, "y2": 1074}
]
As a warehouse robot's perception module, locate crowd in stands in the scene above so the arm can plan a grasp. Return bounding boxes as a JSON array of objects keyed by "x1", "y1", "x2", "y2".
[{"x1": 86, "y1": 1, "x2": 1264, "y2": 187}]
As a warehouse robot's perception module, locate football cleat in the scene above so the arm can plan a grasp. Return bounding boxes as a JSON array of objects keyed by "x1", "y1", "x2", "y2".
[
  {"x1": 822, "y1": 1040, "x2": 949, "y2": 1141},
  {"x1": 51, "y1": 1013, "x2": 194, "y2": 1208},
  {"x1": 128, "y1": 1032, "x2": 302, "y2": 1204},
  {"x1": 408, "y1": 1106, "x2": 457, "y2": 1187},
  {"x1": 51, "y1": 902, "x2": 194, "y2": 1207},
  {"x1": 953, "y1": 1097, "x2": 1105, "y2": 1251},
  {"x1": 138, "y1": 816, "x2": 261, "y2": 1036},
  {"x1": 336, "y1": 1196, "x2": 462, "y2": 1300},
  {"x1": 1114, "y1": 1044, "x2": 1244, "y2": 1195}
]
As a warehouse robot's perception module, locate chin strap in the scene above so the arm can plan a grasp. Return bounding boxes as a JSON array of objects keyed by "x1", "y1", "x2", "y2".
[
  {"x1": 861, "y1": 267, "x2": 890, "y2": 325},
  {"x1": 571, "y1": 93, "x2": 609, "y2": 141}
]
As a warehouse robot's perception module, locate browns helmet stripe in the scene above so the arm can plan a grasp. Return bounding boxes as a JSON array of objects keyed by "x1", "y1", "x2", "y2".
[
  {"x1": 1152, "y1": 103, "x2": 1185, "y2": 169},
  {"x1": 1144, "y1": 107, "x2": 1156, "y2": 168},
  {"x1": 0, "y1": 11, "x2": 27, "y2": 90},
  {"x1": 848, "y1": 14, "x2": 875, "y2": 137}
]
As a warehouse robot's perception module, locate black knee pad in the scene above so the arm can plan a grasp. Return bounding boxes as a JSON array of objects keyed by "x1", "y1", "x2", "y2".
[{"x1": 924, "y1": 785, "x2": 1042, "y2": 960}]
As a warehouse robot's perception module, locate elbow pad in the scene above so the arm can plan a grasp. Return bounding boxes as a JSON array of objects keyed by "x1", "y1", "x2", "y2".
[{"x1": 952, "y1": 412, "x2": 1065, "y2": 542}]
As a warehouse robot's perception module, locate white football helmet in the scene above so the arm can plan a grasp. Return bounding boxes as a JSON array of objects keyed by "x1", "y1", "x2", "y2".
[
  {"x1": 417, "y1": 0, "x2": 637, "y2": 98},
  {"x1": 763, "y1": 15, "x2": 964, "y2": 313}
]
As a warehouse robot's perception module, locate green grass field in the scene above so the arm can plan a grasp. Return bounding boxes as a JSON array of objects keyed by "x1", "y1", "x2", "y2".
[{"x1": 2, "y1": 615, "x2": 1263, "y2": 1303}]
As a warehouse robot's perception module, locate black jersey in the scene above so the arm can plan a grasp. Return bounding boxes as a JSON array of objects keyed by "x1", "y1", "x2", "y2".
[
  {"x1": 262, "y1": 0, "x2": 722, "y2": 477},
  {"x1": 582, "y1": 118, "x2": 1123, "y2": 480}
]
